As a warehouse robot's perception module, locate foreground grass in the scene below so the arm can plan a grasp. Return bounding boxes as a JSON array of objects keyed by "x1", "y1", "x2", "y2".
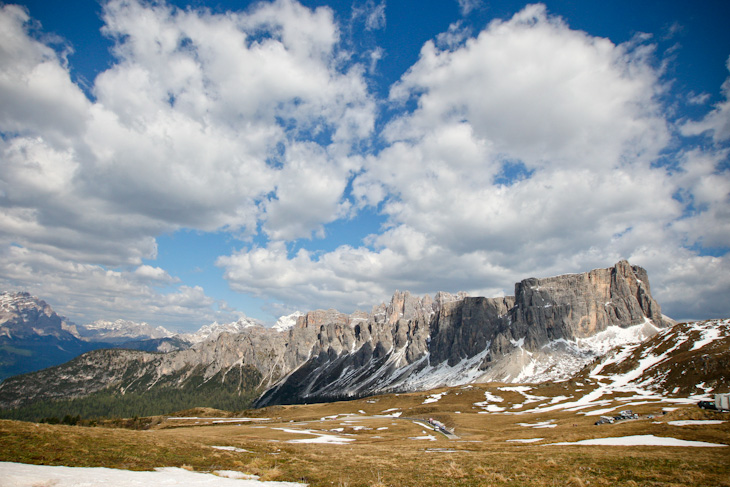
[{"x1": 2, "y1": 385, "x2": 729, "y2": 487}]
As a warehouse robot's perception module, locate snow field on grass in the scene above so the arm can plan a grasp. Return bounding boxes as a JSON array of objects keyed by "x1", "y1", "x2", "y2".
[
  {"x1": 409, "y1": 434, "x2": 437, "y2": 441},
  {"x1": 667, "y1": 420, "x2": 727, "y2": 426},
  {"x1": 423, "y1": 392, "x2": 446, "y2": 404},
  {"x1": 273, "y1": 428, "x2": 355, "y2": 445},
  {"x1": 474, "y1": 391, "x2": 506, "y2": 412},
  {"x1": 170, "y1": 417, "x2": 271, "y2": 422},
  {"x1": 1, "y1": 462, "x2": 305, "y2": 487},
  {"x1": 212, "y1": 446, "x2": 251, "y2": 453},
  {"x1": 507, "y1": 438, "x2": 544, "y2": 443},
  {"x1": 545, "y1": 435, "x2": 727, "y2": 447},
  {"x1": 517, "y1": 420, "x2": 556, "y2": 429}
]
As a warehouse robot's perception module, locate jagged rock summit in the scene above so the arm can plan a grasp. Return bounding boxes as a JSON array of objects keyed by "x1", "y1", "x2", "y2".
[
  {"x1": 0, "y1": 261, "x2": 674, "y2": 413},
  {"x1": 257, "y1": 260, "x2": 670, "y2": 405}
]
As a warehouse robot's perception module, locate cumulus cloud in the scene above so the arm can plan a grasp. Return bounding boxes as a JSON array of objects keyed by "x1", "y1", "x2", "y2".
[
  {"x1": 0, "y1": 0, "x2": 374, "y2": 327},
  {"x1": 682, "y1": 55, "x2": 730, "y2": 143},
  {"x1": 219, "y1": 4, "x2": 729, "y2": 319},
  {"x1": 1, "y1": 1, "x2": 728, "y2": 327},
  {"x1": 0, "y1": 246, "x2": 235, "y2": 329}
]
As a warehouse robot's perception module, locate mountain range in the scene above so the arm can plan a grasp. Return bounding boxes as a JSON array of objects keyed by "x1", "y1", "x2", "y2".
[
  {"x1": 0, "y1": 291, "x2": 300, "y2": 381},
  {"x1": 4, "y1": 260, "x2": 724, "y2": 420}
]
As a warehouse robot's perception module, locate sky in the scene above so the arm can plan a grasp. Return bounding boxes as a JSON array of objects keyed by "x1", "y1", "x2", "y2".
[{"x1": 1, "y1": 0, "x2": 729, "y2": 332}]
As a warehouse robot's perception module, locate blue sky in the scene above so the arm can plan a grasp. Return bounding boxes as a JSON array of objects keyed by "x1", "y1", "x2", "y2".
[{"x1": 1, "y1": 0, "x2": 729, "y2": 331}]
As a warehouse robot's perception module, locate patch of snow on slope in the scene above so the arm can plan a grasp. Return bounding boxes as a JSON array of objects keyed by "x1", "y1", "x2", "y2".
[
  {"x1": 546, "y1": 435, "x2": 727, "y2": 447},
  {"x1": 475, "y1": 391, "x2": 505, "y2": 412},
  {"x1": 668, "y1": 420, "x2": 726, "y2": 426},
  {"x1": 423, "y1": 392, "x2": 446, "y2": 404},
  {"x1": 212, "y1": 446, "x2": 251, "y2": 453},
  {"x1": 689, "y1": 320, "x2": 726, "y2": 351},
  {"x1": 274, "y1": 428, "x2": 355, "y2": 445},
  {"x1": 505, "y1": 320, "x2": 661, "y2": 384},
  {"x1": 1, "y1": 462, "x2": 304, "y2": 486},
  {"x1": 399, "y1": 348, "x2": 492, "y2": 391},
  {"x1": 517, "y1": 420, "x2": 556, "y2": 429},
  {"x1": 409, "y1": 434, "x2": 437, "y2": 441}
]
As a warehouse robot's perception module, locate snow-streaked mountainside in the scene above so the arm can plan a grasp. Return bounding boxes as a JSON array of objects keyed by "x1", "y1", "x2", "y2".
[
  {"x1": 3, "y1": 260, "x2": 706, "y2": 415},
  {"x1": 582, "y1": 318, "x2": 730, "y2": 398},
  {"x1": 382, "y1": 319, "x2": 664, "y2": 394}
]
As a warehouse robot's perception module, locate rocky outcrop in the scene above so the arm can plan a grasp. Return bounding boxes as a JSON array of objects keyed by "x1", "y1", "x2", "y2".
[
  {"x1": 0, "y1": 261, "x2": 671, "y2": 412},
  {"x1": 256, "y1": 260, "x2": 670, "y2": 405}
]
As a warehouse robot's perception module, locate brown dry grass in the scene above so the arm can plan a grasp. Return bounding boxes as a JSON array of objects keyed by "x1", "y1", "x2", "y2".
[{"x1": 2, "y1": 383, "x2": 729, "y2": 487}]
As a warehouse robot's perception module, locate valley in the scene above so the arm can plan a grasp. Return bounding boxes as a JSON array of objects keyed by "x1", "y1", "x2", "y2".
[{"x1": 1, "y1": 262, "x2": 728, "y2": 486}]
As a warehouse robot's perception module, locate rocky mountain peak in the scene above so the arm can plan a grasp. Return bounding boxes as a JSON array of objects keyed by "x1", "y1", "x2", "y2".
[
  {"x1": 0, "y1": 291, "x2": 77, "y2": 339},
  {"x1": 182, "y1": 317, "x2": 261, "y2": 344},
  {"x1": 77, "y1": 319, "x2": 174, "y2": 342},
  {"x1": 272, "y1": 311, "x2": 305, "y2": 332}
]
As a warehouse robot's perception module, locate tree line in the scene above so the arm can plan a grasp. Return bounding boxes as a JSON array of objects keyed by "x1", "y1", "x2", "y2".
[{"x1": 0, "y1": 364, "x2": 263, "y2": 422}]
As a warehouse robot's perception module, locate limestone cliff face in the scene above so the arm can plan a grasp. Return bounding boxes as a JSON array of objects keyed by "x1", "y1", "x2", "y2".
[
  {"x1": 0, "y1": 261, "x2": 670, "y2": 411},
  {"x1": 256, "y1": 260, "x2": 669, "y2": 405}
]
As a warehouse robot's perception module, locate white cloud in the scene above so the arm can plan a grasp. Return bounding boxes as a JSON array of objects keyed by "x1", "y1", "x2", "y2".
[
  {"x1": 682, "y1": 55, "x2": 730, "y2": 143},
  {"x1": 0, "y1": 246, "x2": 236, "y2": 330},
  {"x1": 0, "y1": 0, "x2": 374, "y2": 326},
  {"x1": 219, "y1": 4, "x2": 729, "y2": 320},
  {"x1": 0, "y1": 5, "x2": 90, "y2": 145},
  {"x1": 457, "y1": 0, "x2": 482, "y2": 16},
  {"x1": 1, "y1": 1, "x2": 728, "y2": 326},
  {"x1": 133, "y1": 264, "x2": 178, "y2": 283},
  {"x1": 352, "y1": 1, "x2": 386, "y2": 32}
]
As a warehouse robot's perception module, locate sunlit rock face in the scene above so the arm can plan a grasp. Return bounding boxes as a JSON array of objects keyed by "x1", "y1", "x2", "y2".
[
  {"x1": 256, "y1": 260, "x2": 669, "y2": 405},
  {"x1": 0, "y1": 261, "x2": 671, "y2": 411}
]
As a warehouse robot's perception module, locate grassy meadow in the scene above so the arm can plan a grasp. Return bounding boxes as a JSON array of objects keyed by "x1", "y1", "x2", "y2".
[{"x1": 1, "y1": 381, "x2": 729, "y2": 486}]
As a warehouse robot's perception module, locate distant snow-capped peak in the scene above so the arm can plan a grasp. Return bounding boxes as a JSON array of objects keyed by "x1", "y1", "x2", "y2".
[
  {"x1": 272, "y1": 311, "x2": 304, "y2": 332},
  {"x1": 78, "y1": 319, "x2": 174, "y2": 340},
  {"x1": 182, "y1": 317, "x2": 261, "y2": 344}
]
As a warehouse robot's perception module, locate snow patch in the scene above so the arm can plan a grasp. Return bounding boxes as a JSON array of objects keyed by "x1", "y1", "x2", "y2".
[
  {"x1": 409, "y1": 435, "x2": 437, "y2": 441},
  {"x1": 423, "y1": 392, "x2": 446, "y2": 404},
  {"x1": 517, "y1": 420, "x2": 556, "y2": 429},
  {"x1": 274, "y1": 428, "x2": 355, "y2": 445},
  {"x1": 0, "y1": 462, "x2": 305, "y2": 486},
  {"x1": 667, "y1": 420, "x2": 726, "y2": 426},
  {"x1": 211, "y1": 446, "x2": 251, "y2": 453},
  {"x1": 546, "y1": 435, "x2": 727, "y2": 447}
]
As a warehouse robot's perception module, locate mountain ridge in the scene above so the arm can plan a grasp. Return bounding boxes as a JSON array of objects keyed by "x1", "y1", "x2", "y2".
[{"x1": 0, "y1": 260, "x2": 688, "y2": 416}]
